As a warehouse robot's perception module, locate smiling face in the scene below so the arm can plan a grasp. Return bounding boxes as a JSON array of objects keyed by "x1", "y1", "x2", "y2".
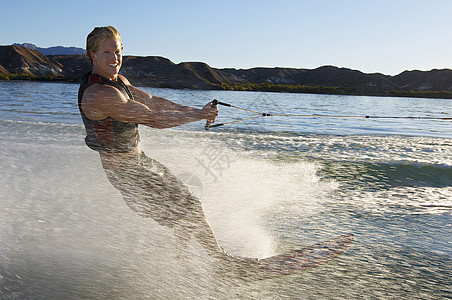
[{"x1": 90, "y1": 38, "x2": 123, "y2": 81}]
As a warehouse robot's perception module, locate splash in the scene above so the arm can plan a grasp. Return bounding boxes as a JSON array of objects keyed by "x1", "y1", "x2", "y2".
[{"x1": 139, "y1": 128, "x2": 340, "y2": 259}]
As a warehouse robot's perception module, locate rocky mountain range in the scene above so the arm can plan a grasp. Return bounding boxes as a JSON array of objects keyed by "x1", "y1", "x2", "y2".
[{"x1": 1, "y1": 44, "x2": 452, "y2": 98}]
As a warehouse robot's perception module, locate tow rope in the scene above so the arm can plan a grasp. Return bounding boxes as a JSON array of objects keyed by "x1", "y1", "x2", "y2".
[{"x1": 205, "y1": 99, "x2": 452, "y2": 130}]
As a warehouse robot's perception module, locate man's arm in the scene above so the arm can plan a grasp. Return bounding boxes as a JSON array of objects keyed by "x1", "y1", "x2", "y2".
[
  {"x1": 119, "y1": 74, "x2": 201, "y2": 114},
  {"x1": 81, "y1": 82, "x2": 217, "y2": 129}
]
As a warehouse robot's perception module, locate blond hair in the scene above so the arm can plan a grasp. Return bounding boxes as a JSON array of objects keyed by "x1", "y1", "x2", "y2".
[{"x1": 86, "y1": 26, "x2": 122, "y2": 64}]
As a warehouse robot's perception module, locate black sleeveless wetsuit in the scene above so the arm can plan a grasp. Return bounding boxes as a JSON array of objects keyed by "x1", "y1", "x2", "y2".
[{"x1": 78, "y1": 72, "x2": 140, "y2": 153}]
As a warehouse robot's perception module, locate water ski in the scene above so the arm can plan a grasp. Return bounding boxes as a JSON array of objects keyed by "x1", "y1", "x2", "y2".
[
  {"x1": 220, "y1": 233, "x2": 354, "y2": 281},
  {"x1": 256, "y1": 233, "x2": 354, "y2": 280}
]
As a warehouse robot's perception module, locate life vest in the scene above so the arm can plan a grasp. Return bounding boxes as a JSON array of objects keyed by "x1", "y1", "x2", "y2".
[{"x1": 78, "y1": 72, "x2": 140, "y2": 153}]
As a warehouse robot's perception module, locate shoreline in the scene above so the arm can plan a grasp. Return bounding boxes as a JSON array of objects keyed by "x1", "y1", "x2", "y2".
[{"x1": 2, "y1": 75, "x2": 452, "y2": 100}]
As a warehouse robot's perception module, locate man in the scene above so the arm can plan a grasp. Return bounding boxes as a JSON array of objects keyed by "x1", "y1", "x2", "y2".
[{"x1": 78, "y1": 26, "x2": 256, "y2": 270}]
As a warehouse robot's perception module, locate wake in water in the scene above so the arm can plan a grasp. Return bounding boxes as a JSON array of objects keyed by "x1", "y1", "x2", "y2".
[
  {"x1": 1, "y1": 80, "x2": 451, "y2": 298},
  {"x1": 1, "y1": 119, "x2": 451, "y2": 299},
  {"x1": 138, "y1": 127, "x2": 342, "y2": 258}
]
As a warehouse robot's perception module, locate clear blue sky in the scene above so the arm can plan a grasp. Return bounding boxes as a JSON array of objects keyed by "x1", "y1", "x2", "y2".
[{"x1": 1, "y1": 0, "x2": 451, "y2": 75}]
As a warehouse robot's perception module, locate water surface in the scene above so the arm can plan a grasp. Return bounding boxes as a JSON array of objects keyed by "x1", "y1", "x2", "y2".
[{"x1": 0, "y1": 81, "x2": 450, "y2": 299}]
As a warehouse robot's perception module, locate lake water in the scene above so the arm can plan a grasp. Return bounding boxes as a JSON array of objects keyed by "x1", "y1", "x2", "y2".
[{"x1": 0, "y1": 81, "x2": 451, "y2": 299}]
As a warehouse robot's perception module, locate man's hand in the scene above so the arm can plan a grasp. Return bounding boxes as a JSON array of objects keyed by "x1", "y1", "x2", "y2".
[{"x1": 201, "y1": 101, "x2": 219, "y2": 124}]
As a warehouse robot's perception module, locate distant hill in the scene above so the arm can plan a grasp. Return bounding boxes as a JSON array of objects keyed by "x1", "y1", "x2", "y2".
[
  {"x1": 393, "y1": 69, "x2": 452, "y2": 91},
  {"x1": 1, "y1": 44, "x2": 452, "y2": 98},
  {"x1": 13, "y1": 43, "x2": 86, "y2": 56},
  {"x1": 0, "y1": 45, "x2": 63, "y2": 77}
]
